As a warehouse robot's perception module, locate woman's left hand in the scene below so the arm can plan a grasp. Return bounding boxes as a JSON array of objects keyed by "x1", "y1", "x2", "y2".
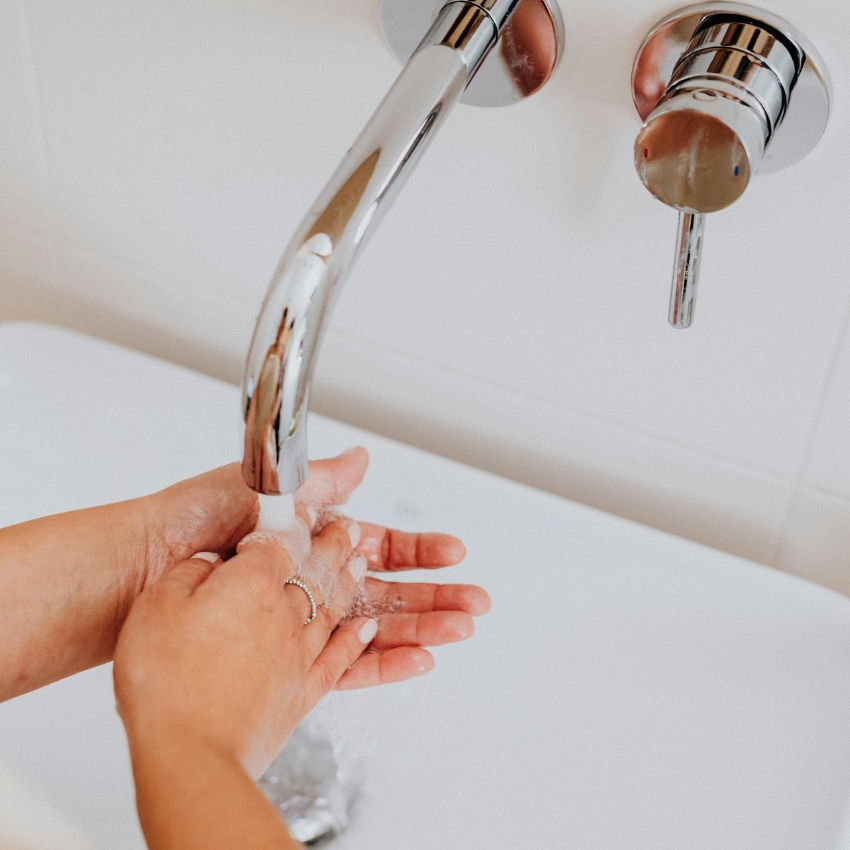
[
  {"x1": 336, "y1": 519, "x2": 491, "y2": 688},
  {"x1": 255, "y1": 447, "x2": 491, "y2": 690}
]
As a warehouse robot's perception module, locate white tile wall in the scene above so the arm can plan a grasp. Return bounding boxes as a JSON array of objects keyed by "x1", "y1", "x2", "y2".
[{"x1": 1, "y1": 0, "x2": 849, "y2": 590}]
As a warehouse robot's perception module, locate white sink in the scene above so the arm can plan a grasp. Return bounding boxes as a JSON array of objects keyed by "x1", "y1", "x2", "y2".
[{"x1": 3, "y1": 321, "x2": 850, "y2": 850}]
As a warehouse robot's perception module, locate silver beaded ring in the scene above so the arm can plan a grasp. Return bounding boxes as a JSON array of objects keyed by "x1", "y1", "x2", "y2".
[{"x1": 285, "y1": 578, "x2": 317, "y2": 625}]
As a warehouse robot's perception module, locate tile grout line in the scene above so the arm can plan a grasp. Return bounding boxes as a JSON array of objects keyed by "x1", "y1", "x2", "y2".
[
  {"x1": 803, "y1": 484, "x2": 850, "y2": 508},
  {"x1": 770, "y1": 293, "x2": 850, "y2": 568},
  {"x1": 14, "y1": 0, "x2": 66, "y2": 290}
]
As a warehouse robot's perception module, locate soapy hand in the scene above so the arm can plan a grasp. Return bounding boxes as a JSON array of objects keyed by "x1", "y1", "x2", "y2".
[
  {"x1": 114, "y1": 514, "x2": 373, "y2": 780},
  {"x1": 113, "y1": 513, "x2": 371, "y2": 850},
  {"x1": 239, "y1": 447, "x2": 491, "y2": 689},
  {"x1": 114, "y1": 445, "x2": 489, "y2": 722}
]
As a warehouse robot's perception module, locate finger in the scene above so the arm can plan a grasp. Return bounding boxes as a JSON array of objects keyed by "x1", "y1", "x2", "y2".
[
  {"x1": 295, "y1": 448, "x2": 369, "y2": 509},
  {"x1": 157, "y1": 551, "x2": 223, "y2": 597},
  {"x1": 356, "y1": 525, "x2": 466, "y2": 571},
  {"x1": 209, "y1": 532, "x2": 298, "y2": 603},
  {"x1": 299, "y1": 518, "x2": 361, "y2": 657},
  {"x1": 295, "y1": 518, "x2": 360, "y2": 609},
  {"x1": 333, "y1": 647, "x2": 434, "y2": 690},
  {"x1": 364, "y1": 578, "x2": 492, "y2": 616},
  {"x1": 304, "y1": 617, "x2": 378, "y2": 706},
  {"x1": 368, "y1": 611, "x2": 474, "y2": 650}
]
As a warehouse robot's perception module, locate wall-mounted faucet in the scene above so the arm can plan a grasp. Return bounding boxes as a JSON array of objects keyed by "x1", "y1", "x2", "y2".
[
  {"x1": 631, "y1": 3, "x2": 831, "y2": 328},
  {"x1": 241, "y1": 0, "x2": 564, "y2": 495}
]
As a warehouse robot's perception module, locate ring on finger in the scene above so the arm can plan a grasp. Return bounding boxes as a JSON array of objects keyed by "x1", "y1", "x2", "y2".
[{"x1": 285, "y1": 577, "x2": 318, "y2": 625}]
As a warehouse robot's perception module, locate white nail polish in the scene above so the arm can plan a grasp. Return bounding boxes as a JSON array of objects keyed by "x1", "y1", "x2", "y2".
[
  {"x1": 192, "y1": 551, "x2": 219, "y2": 563},
  {"x1": 358, "y1": 618, "x2": 378, "y2": 644},
  {"x1": 348, "y1": 520, "x2": 361, "y2": 549}
]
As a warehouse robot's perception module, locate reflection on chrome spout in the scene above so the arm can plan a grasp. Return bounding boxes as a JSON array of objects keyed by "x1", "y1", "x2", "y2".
[{"x1": 242, "y1": 2, "x2": 501, "y2": 494}]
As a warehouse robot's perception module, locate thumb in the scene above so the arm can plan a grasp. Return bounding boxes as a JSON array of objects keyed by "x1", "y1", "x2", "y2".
[
  {"x1": 306, "y1": 617, "x2": 379, "y2": 705},
  {"x1": 296, "y1": 447, "x2": 370, "y2": 511},
  {"x1": 159, "y1": 551, "x2": 222, "y2": 597}
]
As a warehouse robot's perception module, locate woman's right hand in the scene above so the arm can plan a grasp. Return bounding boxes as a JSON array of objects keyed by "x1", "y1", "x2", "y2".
[
  {"x1": 114, "y1": 517, "x2": 373, "y2": 781},
  {"x1": 113, "y1": 515, "x2": 377, "y2": 850}
]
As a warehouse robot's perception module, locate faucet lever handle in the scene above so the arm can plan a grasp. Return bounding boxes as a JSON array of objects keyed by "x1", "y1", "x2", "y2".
[
  {"x1": 632, "y1": 5, "x2": 831, "y2": 329},
  {"x1": 669, "y1": 211, "x2": 705, "y2": 329}
]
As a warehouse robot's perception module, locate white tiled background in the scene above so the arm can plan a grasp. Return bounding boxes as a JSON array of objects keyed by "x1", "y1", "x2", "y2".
[{"x1": 1, "y1": 0, "x2": 849, "y2": 591}]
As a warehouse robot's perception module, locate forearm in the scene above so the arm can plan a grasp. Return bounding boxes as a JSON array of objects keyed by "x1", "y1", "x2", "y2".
[
  {"x1": 129, "y1": 733, "x2": 301, "y2": 850},
  {"x1": 0, "y1": 500, "x2": 146, "y2": 700}
]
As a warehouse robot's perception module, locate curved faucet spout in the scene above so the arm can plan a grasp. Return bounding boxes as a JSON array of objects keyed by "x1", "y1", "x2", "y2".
[{"x1": 242, "y1": 1, "x2": 516, "y2": 494}]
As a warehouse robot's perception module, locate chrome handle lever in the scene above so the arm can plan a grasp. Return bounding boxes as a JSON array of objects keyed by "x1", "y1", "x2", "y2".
[
  {"x1": 670, "y1": 212, "x2": 705, "y2": 329},
  {"x1": 631, "y1": 4, "x2": 831, "y2": 329}
]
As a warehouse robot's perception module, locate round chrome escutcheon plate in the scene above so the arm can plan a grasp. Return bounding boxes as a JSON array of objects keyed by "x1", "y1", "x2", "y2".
[
  {"x1": 631, "y1": 2, "x2": 832, "y2": 175},
  {"x1": 380, "y1": 0, "x2": 565, "y2": 106}
]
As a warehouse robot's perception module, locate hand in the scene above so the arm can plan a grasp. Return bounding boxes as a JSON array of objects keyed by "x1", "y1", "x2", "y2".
[
  {"x1": 270, "y1": 447, "x2": 492, "y2": 689},
  {"x1": 0, "y1": 462, "x2": 258, "y2": 700},
  {"x1": 114, "y1": 517, "x2": 374, "y2": 779},
  {"x1": 113, "y1": 517, "x2": 374, "y2": 850}
]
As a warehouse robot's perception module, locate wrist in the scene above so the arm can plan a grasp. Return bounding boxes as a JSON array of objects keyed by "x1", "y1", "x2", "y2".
[
  {"x1": 125, "y1": 717, "x2": 240, "y2": 782},
  {"x1": 107, "y1": 497, "x2": 159, "y2": 640},
  {"x1": 129, "y1": 727, "x2": 301, "y2": 850}
]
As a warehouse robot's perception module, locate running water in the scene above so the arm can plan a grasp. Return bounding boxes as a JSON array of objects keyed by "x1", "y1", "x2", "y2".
[
  {"x1": 243, "y1": 473, "x2": 408, "y2": 841},
  {"x1": 259, "y1": 698, "x2": 366, "y2": 845},
  {"x1": 246, "y1": 491, "x2": 368, "y2": 843},
  {"x1": 256, "y1": 492, "x2": 297, "y2": 533}
]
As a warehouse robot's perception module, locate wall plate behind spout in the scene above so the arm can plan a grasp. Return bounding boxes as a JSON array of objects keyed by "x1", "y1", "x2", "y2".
[
  {"x1": 631, "y1": 2, "x2": 832, "y2": 175},
  {"x1": 381, "y1": 0, "x2": 565, "y2": 106}
]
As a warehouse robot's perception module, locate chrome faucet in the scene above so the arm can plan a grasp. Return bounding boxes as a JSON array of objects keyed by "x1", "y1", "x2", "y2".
[
  {"x1": 631, "y1": 3, "x2": 831, "y2": 328},
  {"x1": 241, "y1": 0, "x2": 563, "y2": 494}
]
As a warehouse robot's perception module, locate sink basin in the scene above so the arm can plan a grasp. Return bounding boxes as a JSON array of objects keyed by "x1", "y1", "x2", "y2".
[{"x1": 3, "y1": 321, "x2": 850, "y2": 849}]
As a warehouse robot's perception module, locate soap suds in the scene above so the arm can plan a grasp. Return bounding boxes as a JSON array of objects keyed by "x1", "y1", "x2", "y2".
[
  {"x1": 343, "y1": 584, "x2": 403, "y2": 624},
  {"x1": 238, "y1": 489, "x2": 405, "y2": 625},
  {"x1": 238, "y1": 492, "x2": 311, "y2": 572},
  {"x1": 346, "y1": 553, "x2": 367, "y2": 584},
  {"x1": 238, "y1": 492, "x2": 364, "y2": 617}
]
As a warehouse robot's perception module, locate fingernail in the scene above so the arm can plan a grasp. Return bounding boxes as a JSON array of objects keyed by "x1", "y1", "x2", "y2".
[
  {"x1": 192, "y1": 551, "x2": 219, "y2": 563},
  {"x1": 358, "y1": 618, "x2": 379, "y2": 644},
  {"x1": 340, "y1": 446, "x2": 361, "y2": 457},
  {"x1": 348, "y1": 520, "x2": 361, "y2": 548}
]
